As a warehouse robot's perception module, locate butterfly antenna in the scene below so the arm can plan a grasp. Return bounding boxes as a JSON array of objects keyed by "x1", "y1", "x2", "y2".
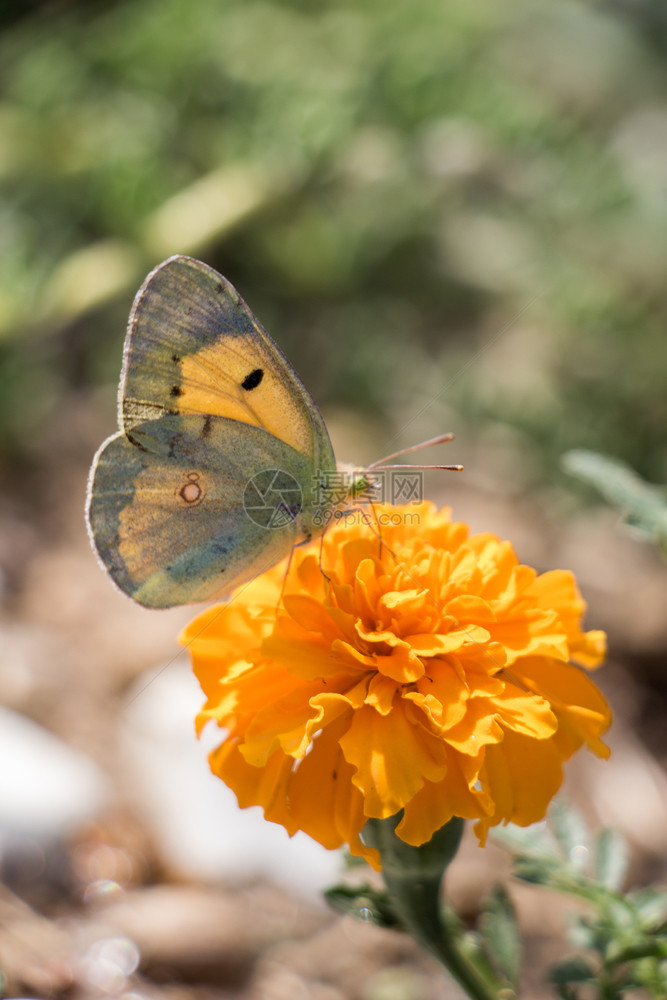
[
  {"x1": 371, "y1": 463, "x2": 463, "y2": 471},
  {"x1": 368, "y1": 433, "x2": 462, "y2": 471}
]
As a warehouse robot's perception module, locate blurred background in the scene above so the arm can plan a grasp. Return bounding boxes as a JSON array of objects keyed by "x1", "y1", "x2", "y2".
[{"x1": 1, "y1": 1, "x2": 667, "y2": 997}]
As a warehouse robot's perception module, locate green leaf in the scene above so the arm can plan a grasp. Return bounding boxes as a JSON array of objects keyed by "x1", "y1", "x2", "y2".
[
  {"x1": 479, "y1": 885, "x2": 521, "y2": 990},
  {"x1": 512, "y1": 853, "x2": 562, "y2": 887},
  {"x1": 550, "y1": 955, "x2": 596, "y2": 985},
  {"x1": 606, "y1": 938, "x2": 667, "y2": 964},
  {"x1": 594, "y1": 828, "x2": 628, "y2": 891},
  {"x1": 631, "y1": 888, "x2": 667, "y2": 927},
  {"x1": 491, "y1": 820, "x2": 557, "y2": 859},
  {"x1": 551, "y1": 800, "x2": 590, "y2": 869},
  {"x1": 324, "y1": 883, "x2": 401, "y2": 928},
  {"x1": 562, "y1": 450, "x2": 667, "y2": 549}
]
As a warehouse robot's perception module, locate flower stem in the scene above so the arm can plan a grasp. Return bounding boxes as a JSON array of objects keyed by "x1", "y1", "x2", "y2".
[{"x1": 364, "y1": 816, "x2": 503, "y2": 1000}]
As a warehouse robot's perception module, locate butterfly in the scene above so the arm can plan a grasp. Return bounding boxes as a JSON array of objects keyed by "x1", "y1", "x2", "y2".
[{"x1": 86, "y1": 255, "x2": 460, "y2": 608}]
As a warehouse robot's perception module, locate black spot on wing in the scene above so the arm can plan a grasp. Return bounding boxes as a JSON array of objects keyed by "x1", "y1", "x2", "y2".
[
  {"x1": 202, "y1": 414, "x2": 213, "y2": 438},
  {"x1": 172, "y1": 354, "x2": 181, "y2": 364},
  {"x1": 241, "y1": 367, "x2": 264, "y2": 391},
  {"x1": 171, "y1": 385, "x2": 183, "y2": 397}
]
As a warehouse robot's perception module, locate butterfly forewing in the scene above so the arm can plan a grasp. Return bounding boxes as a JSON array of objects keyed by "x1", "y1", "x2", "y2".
[{"x1": 120, "y1": 256, "x2": 334, "y2": 474}]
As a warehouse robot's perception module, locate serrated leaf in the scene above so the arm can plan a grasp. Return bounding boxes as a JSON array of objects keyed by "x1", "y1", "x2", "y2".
[
  {"x1": 324, "y1": 884, "x2": 401, "y2": 928},
  {"x1": 550, "y1": 955, "x2": 596, "y2": 985},
  {"x1": 594, "y1": 828, "x2": 628, "y2": 891},
  {"x1": 479, "y1": 885, "x2": 521, "y2": 989},
  {"x1": 562, "y1": 450, "x2": 667, "y2": 547},
  {"x1": 513, "y1": 854, "x2": 562, "y2": 886},
  {"x1": 550, "y1": 800, "x2": 590, "y2": 868},
  {"x1": 631, "y1": 888, "x2": 667, "y2": 926},
  {"x1": 491, "y1": 819, "x2": 556, "y2": 858}
]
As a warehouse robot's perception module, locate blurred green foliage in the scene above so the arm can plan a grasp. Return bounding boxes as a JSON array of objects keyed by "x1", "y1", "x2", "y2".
[{"x1": 0, "y1": 0, "x2": 666, "y2": 481}]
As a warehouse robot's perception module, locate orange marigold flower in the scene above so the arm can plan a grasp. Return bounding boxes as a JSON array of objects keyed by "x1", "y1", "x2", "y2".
[{"x1": 181, "y1": 502, "x2": 610, "y2": 869}]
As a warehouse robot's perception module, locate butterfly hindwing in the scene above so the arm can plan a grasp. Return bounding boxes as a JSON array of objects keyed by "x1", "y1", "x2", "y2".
[{"x1": 87, "y1": 413, "x2": 324, "y2": 608}]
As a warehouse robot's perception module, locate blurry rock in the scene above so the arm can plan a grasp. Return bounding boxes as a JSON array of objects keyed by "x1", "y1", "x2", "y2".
[
  {"x1": 0, "y1": 623, "x2": 67, "y2": 715},
  {"x1": 83, "y1": 885, "x2": 256, "y2": 987},
  {"x1": 258, "y1": 915, "x2": 450, "y2": 1000},
  {"x1": 119, "y1": 661, "x2": 343, "y2": 896},
  {"x1": 0, "y1": 883, "x2": 75, "y2": 997},
  {"x1": 0, "y1": 706, "x2": 108, "y2": 902}
]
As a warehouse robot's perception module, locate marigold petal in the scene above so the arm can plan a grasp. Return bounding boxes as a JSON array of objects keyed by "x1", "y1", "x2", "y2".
[
  {"x1": 378, "y1": 588, "x2": 429, "y2": 615},
  {"x1": 353, "y1": 556, "x2": 384, "y2": 621},
  {"x1": 396, "y1": 751, "x2": 491, "y2": 846},
  {"x1": 513, "y1": 657, "x2": 611, "y2": 757},
  {"x1": 259, "y1": 638, "x2": 332, "y2": 682},
  {"x1": 341, "y1": 702, "x2": 448, "y2": 817},
  {"x1": 488, "y1": 610, "x2": 569, "y2": 665},
  {"x1": 374, "y1": 646, "x2": 425, "y2": 683},
  {"x1": 282, "y1": 719, "x2": 375, "y2": 858},
  {"x1": 490, "y1": 682, "x2": 559, "y2": 739},
  {"x1": 529, "y1": 568, "x2": 584, "y2": 619},
  {"x1": 183, "y1": 604, "x2": 264, "y2": 690},
  {"x1": 311, "y1": 679, "x2": 369, "y2": 715},
  {"x1": 475, "y1": 728, "x2": 565, "y2": 840},
  {"x1": 198, "y1": 661, "x2": 294, "y2": 730},
  {"x1": 364, "y1": 674, "x2": 398, "y2": 715},
  {"x1": 210, "y1": 735, "x2": 295, "y2": 832},
  {"x1": 240, "y1": 679, "x2": 329, "y2": 763},
  {"x1": 405, "y1": 625, "x2": 491, "y2": 656},
  {"x1": 528, "y1": 571, "x2": 605, "y2": 669},
  {"x1": 571, "y1": 629, "x2": 607, "y2": 669},
  {"x1": 445, "y1": 594, "x2": 497, "y2": 623},
  {"x1": 326, "y1": 604, "x2": 364, "y2": 645},
  {"x1": 441, "y1": 695, "x2": 509, "y2": 755},
  {"x1": 330, "y1": 638, "x2": 376, "y2": 671},
  {"x1": 293, "y1": 552, "x2": 327, "y2": 598},
  {"x1": 457, "y1": 657, "x2": 507, "y2": 692},
  {"x1": 210, "y1": 721, "x2": 381, "y2": 868},
  {"x1": 407, "y1": 659, "x2": 469, "y2": 731},
  {"x1": 472, "y1": 538, "x2": 519, "y2": 598},
  {"x1": 282, "y1": 594, "x2": 340, "y2": 640},
  {"x1": 355, "y1": 622, "x2": 407, "y2": 648}
]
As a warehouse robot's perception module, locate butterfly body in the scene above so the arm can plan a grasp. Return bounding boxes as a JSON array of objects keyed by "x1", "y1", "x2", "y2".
[{"x1": 87, "y1": 256, "x2": 358, "y2": 608}]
